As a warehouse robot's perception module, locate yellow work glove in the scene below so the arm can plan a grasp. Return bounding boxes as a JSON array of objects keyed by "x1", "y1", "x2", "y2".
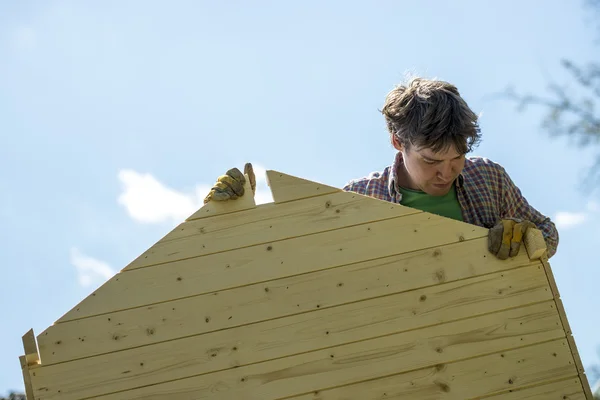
[
  {"x1": 488, "y1": 219, "x2": 536, "y2": 260},
  {"x1": 203, "y1": 163, "x2": 256, "y2": 204}
]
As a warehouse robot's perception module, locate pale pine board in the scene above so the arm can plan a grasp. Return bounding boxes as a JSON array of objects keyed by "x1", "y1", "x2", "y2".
[
  {"x1": 265, "y1": 170, "x2": 341, "y2": 203},
  {"x1": 52, "y1": 234, "x2": 532, "y2": 328},
  {"x1": 482, "y1": 377, "x2": 586, "y2": 399},
  {"x1": 91, "y1": 339, "x2": 575, "y2": 400},
  {"x1": 125, "y1": 194, "x2": 483, "y2": 272},
  {"x1": 38, "y1": 264, "x2": 550, "y2": 366},
  {"x1": 56, "y1": 192, "x2": 422, "y2": 322},
  {"x1": 286, "y1": 340, "x2": 577, "y2": 400},
  {"x1": 30, "y1": 302, "x2": 565, "y2": 400},
  {"x1": 55, "y1": 210, "x2": 490, "y2": 323},
  {"x1": 541, "y1": 258, "x2": 595, "y2": 399},
  {"x1": 127, "y1": 191, "x2": 420, "y2": 270}
]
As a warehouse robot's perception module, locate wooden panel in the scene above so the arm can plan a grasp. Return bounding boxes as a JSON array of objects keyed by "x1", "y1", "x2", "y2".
[
  {"x1": 286, "y1": 340, "x2": 577, "y2": 400},
  {"x1": 524, "y1": 228, "x2": 547, "y2": 260},
  {"x1": 22, "y1": 329, "x2": 40, "y2": 366},
  {"x1": 125, "y1": 191, "x2": 422, "y2": 271},
  {"x1": 59, "y1": 191, "x2": 421, "y2": 323},
  {"x1": 55, "y1": 233, "x2": 531, "y2": 327},
  {"x1": 29, "y1": 301, "x2": 565, "y2": 400},
  {"x1": 38, "y1": 263, "x2": 549, "y2": 365},
  {"x1": 19, "y1": 356, "x2": 35, "y2": 400},
  {"x1": 540, "y1": 258, "x2": 595, "y2": 399},
  {"x1": 22, "y1": 168, "x2": 591, "y2": 400},
  {"x1": 186, "y1": 173, "x2": 256, "y2": 220},
  {"x1": 266, "y1": 170, "x2": 341, "y2": 203},
  {"x1": 482, "y1": 377, "x2": 586, "y2": 399},
  {"x1": 55, "y1": 209, "x2": 490, "y2": 324},
  {"x1": 91, "y1": 338, "x2": 575, "y2": 399}
]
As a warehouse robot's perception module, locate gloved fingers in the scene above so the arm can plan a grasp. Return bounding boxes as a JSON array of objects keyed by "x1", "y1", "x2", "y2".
[
  {"x1": 203, "y1": 166, "x2": 251, "y2": 204},
  {"x1": 509, "y1": 221, "x2": 536, "y2": 257},
  {"x1": 497, "y1": 219, "x2": 516, "y2": 260},
  {"x1": 205, "y1": 188, "x2": 234, "y2": 202},
  {"x1": 488, "y1": 223, "x2": 504, "y2": 258},
  {"x1": 216, "y1": 173, "x2": 245, "y2": 196},
  {"x1": 225, "y1": 167, "x2": 246, "y2": 185},
  {"x1": 488, "y1": 219, "x2": 516, "y2": 260},
  {"x1": 204, "y1": 185, "x2": 240, "y2": 203},
  {"x1": 509, "y1": 222, "x2": 523, "y2": 257}
]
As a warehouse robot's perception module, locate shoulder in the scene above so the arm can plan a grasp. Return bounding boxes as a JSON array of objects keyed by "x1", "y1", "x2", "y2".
[
  {"x1": 463, "y1": 156, "x2": 510, "y2": 183},
  {"x1": 343, "y1": 166, "x2": 392, "y2": 197}
]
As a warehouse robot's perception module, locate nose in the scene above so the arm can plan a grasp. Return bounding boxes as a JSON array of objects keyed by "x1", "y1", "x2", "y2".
[{"x1": 437, "y1": 162, "x2": 453, "y2": 181}]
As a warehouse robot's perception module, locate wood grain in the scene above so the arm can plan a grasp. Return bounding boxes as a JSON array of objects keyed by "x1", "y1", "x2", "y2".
[
  {"x1": 54, "y1": 235, "x2": 531, "y2": 328},
  {"x1": 22, "y1": 329, "x2": 40, "y2": 366},
  {"x1": 29, "y1": 302, "x2": 566, "y2": 399},
  {"x1": 524, "y1": 228, "x2": 547, "y2": 260},
  {"x1": 482, "y1": 377, "x2": 586, "y2": 399},
  {"x1": 266, "y1": 170, "x2": 341, "y2": 203},
  {"x1": 55, "y1": 209, "x2": 490, "y2": 324},
  {"x1": 38, "y1": 264, "x2": 550, "y2": 366},
  {"x1": 91, "y1": 339, "x2": 576, "y2": 400},
  {"x1": 126, "y1": 193, "x2": 486, "y2": 272},
  {"x1": 540, "y1": 258, "x2": 594, "y2": 399},
  {"x1": 125, "y1": 192, "x2": 423, "y2": 271},
  {"x1": 19, "y1": 356, "x2": 35, "y2": 400}
]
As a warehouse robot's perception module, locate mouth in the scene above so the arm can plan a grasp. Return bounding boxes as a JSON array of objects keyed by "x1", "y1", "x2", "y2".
[{"x1": 433, "y1": 182, "x2": 451, "y2": 188}]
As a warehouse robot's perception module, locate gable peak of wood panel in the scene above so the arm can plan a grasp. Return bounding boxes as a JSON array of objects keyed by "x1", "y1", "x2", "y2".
[{"x1": 265, "y1": 169, "x2": 342, "y2": 203}]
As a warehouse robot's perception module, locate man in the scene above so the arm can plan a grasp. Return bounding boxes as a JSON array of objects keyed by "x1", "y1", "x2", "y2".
[{"x1": 205, "y1": 77, "x2": 559, "y2": 259}]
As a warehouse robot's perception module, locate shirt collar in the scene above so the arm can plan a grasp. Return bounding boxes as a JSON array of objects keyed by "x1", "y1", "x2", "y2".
[{"x1": 387, "y1": 151, "x2": 465, "y2": 197}]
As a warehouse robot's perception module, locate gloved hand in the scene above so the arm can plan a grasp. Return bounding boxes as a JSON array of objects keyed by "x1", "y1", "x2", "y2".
[
  {"x1": 488, "y1": 219, "x2": 536, "y2": 260},
  {"x1": 203, "y1": 163, "x2": 256, "y2": 204}
]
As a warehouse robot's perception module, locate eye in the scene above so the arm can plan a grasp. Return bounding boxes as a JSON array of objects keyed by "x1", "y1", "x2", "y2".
[{"x1": 423, "y1": 159, "x2": 436, "y2": 165}]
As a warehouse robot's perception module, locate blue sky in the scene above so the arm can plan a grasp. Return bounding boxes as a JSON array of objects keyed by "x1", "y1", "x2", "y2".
[{"x1": 1, "y1": 0, "x2": 599, "y2": 394}]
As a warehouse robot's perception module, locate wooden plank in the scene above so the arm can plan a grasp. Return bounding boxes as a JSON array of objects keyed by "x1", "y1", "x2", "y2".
[
  {"x1": 19, "y1": 356, "x2": 35, "y2": 400},
  {"x1": 29, "y1": 301, "x2": 566, "y2": 400},
  {"x1": 540, "y1": 258, "x2": 594, "y2": 399},
  {"x1": 266, "y1": 170, "x2": 341, "y2": 203},
  {"x1": 55, "y1": 232, "x2": 531, "y2": 327},
  {"x1": 59, "y1": 191, "x2": 422, "y2": 322},
  {"x1": 524, "y1": 228, "x2": 547, "y2": 260},
  {"x1": 286, "y1": 340, "x2": 578, "y2": 400},
  {"x1": 92, "y1": 338, "x2": 575, "y2": 399},
  {"x1": 22, "y1": 328, "x2": 40, "y2": 366},
  {"x1": 186, "y1": 173, "x2": 256, "y2": 220},
  {"x1": 482, "y1": 377, "x2": 586, "y2": 399},
  {"x1": 38, "y1": 264, "x2": 550, "y2": 366},
  {"x1": 125, "y1": 190, "x2": 421, "y2": 271},
  {"x1": 56, "y1": 210, "x2": 491, "y2": 324}
]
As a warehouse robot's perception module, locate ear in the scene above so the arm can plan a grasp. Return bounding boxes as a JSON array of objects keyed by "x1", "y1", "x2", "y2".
[{"x1": 392, "y1": 136, "x2": 404, "y2": 152}]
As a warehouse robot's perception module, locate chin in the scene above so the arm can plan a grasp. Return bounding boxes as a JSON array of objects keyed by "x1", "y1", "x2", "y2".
[{"x1": 427, "y1": 183, "x2": 452, "y2": 196}]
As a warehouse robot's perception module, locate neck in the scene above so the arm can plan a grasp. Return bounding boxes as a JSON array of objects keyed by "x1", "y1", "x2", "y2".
[{"x1": 395, "y1": 161, "x2": 420, "y2": 191}]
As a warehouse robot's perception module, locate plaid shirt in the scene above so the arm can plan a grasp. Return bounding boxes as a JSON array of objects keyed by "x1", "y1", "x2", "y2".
[{"x1": 343, "y1": 152, "x2": 558, "y2": 258}]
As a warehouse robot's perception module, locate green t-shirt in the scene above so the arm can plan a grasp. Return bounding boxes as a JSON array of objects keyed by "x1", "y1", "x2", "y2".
[{"x1": 398, "y1": 183, "x2": 464, "y2": 221}]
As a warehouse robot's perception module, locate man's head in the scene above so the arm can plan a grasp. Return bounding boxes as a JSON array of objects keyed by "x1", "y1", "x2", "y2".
[{"x1": 381, "y1": 77, "x2": 481, "y2": 196}]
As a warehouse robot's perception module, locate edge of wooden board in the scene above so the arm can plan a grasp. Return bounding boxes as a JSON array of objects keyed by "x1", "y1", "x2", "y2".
[{"x1": 540, "y1": 256, "x2": 595, "y2": 400}]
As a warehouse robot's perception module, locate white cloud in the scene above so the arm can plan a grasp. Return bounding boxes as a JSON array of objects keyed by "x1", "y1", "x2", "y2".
[
  {"x1": 554, "y1": 200, "x2": 599, "y2": 230},
  {"x1": 117, "y1": 170, "x2": 207, "y2": 224},
  {"x1": 117, "y1": 165, "x2": 273, "y2": 224},
  {"x1": 70, "y1": 248, "x2": 116, "y2": 288},
  {"x1": 554, "y1": 211, "x2": 588, "y2": 229}
]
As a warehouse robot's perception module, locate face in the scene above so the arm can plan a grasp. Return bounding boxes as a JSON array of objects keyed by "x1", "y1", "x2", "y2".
[{"x1": 393, "y1": 138, "x2": 465, "y2": 196}]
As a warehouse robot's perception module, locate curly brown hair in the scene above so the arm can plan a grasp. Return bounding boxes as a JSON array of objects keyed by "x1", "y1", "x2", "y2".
[{"x1": 381, "y1": 77, "x2": 482, "y2": 154}]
